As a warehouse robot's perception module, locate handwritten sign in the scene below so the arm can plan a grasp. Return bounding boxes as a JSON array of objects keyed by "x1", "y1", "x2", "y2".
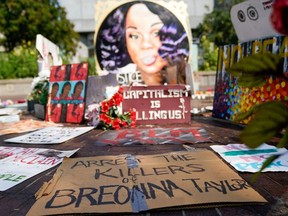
[
  {"x1": 94, "y1": 128, "x2": 210, "y2": 146},
  {"x1": 4, "y1": 127, "x2": 94, "y2": 144},
  {"x1": 0, "y1": 147, "x2": 79, "y2": 191},
  {"x1": 27, "y1": 150, "x2": 266, "y2": 215},
  {"x1": 211, "y1": 144, "x2": 288, "y2": 172},
  {"x1": 122, "y1": 85, "x2": 191, "y2": 125}
]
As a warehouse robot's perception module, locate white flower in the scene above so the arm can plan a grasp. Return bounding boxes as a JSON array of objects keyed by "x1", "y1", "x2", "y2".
[
  {"x1": 38, "y1": 69, "x2": 50, "y2": 79},
  {"x1": 31, "y1": 77, "x2": 41, "y2": 90}
]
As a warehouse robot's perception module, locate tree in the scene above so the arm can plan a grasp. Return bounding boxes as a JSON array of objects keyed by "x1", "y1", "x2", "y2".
[
  {"x1": 193, "y1": 0, "x2": 244, "y2": 46},
  {"x1": 0, "y1": 0, "x2": 79, "y2": 56}
]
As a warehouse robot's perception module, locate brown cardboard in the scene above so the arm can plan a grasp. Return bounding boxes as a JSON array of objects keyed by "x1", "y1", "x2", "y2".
[
  {"x1": 27, "y1": 150, "x2": 267, "y2": 215},
  {"x1": 122, "y1": 85, "x2": 191, "y2": 125}
]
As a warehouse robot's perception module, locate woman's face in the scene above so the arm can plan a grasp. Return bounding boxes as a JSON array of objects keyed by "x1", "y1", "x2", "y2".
[
  {"x1": 74, "y1": 83, "x2": 83, "y2": 97},
  {"x1": 63, "y1": 84, "x2": 71, "y2": 96},
  {"x1": 125, "y1": 3, "x2": 167, "y2": 75},
  {"x1": 51, "y1": 84, "x2": 59, "y2": 97}
]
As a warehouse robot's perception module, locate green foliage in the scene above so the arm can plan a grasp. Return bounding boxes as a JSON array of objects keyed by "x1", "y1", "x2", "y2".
[
  {"x1": 193, "y1": 0, "x2": 245, "y2": 46},
  {"x1": 198, "y1": 36, "x2": 218, "y2": 71},
  {"x1": 236, "y1": 101, "x2": 288, "y2": 148},
  {"x1": 227, "y1": 53, "x2": 283, "y2": 87},
  {"x1": 0, "y1": 44, "x2": 38, "y2": 79},
  {"x1": 30, "y1": 79, "x2": 49, "y2": 105},
  {"x1": 227, "y1": 53, "x2": 288, "y2": 180},
  {"x1": 87, "y1": 57, "x2": 97, "y2": 76},
  {"x1": 0, "y1": 0, "x2": 79, "y2": 56}
]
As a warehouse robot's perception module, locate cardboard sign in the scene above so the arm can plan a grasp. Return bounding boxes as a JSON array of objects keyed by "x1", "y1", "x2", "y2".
[
  {"x1": 230, "y1": 0, "x2": 281, "y2": 42},
  {"x1": 94, "y1": 127, "x2": 210, "y2": 146},
  {"x1": 211, "y1": 143, "x2": 288, "y2": 172},
  {"x1": 0, "y1": 147, "x2": 79, "y2": 191},
  {"x1": 122, "y1": 85, "x2": 191, "y2": 125},
  {"x1": 27, "y1": 150, "x2": 266, "y2": 215},
  {"x1": 46, "y1": 63, "x2": 89, "y2": 123},
  {"x1": 212, "y1": 35, "x2": 288, "y2": 123}
]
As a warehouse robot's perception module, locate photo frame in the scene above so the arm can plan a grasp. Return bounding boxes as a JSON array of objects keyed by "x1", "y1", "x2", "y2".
[
  {"x1": 94, "y1": 0, "x2": 193, "y2": 86},
  {"x1": 46, "y1": 63, "x2": 89, "y2": 123}
]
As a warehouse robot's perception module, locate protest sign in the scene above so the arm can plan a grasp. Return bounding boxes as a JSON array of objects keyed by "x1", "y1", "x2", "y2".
[
  {"x1": 0, "y1": 147, "x2": 79, "y2": 191},
  {"x1": 94, "y1": 127, "x2": 210, "y2": 146},
  {"x1": 211, "y1": 143, "x2": 288, "y2": 172},
  {"x1": 4, "y1": 126, "x2": 94, "y2": 144},
  {"x1": 122, "y1": 85, "x2": 191, "y2": 125},
  {"x1": 27, "y1": 150, "x2": 266, "y2": 215}
]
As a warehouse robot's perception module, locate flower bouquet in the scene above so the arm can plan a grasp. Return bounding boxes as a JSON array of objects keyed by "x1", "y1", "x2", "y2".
[
  {"x1": 86, "y1": 86, "x2": 136, "y2": 130},
  {"x1": 28, "y1": 70, "x2": 50, "y2": 105}
]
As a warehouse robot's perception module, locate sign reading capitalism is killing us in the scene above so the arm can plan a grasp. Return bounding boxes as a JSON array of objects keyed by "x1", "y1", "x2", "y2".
[
  {"x1": 27, "y1": 150, "x2": 266, "y2": 215},
  {"x1": 122, "y1": 85, "x2": 191, "y2": 124}
]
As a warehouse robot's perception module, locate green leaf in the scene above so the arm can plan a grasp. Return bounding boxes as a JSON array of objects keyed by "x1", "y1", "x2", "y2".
[
  {"x1": 277, "y1": 129, "x2": 288, "y2": 149},
  {"x1": 226, "y1": 53, "x2": 284, "y2": 87},
  {"x1": 228, "y1": 53, "x2": 282, "y2": 74},
  {"x1": 240, "y1": 102, "x2": 288, "y2": 148},
  {"x1": 237, "y1": 74, "x2": 266, "y2": 87},
  {"x1": 251, "y1": 155, "x2": 279, "y2": 182},
  {"x1": 234, "y1": 107, "x2": 255, "y2": 122}
]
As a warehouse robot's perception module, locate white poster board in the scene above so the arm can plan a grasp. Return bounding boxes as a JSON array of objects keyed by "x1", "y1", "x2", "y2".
[
  {"x1": 211, "y1": 143, "x2": 288, "y2": 172},
  {"x1": 230, "y1": 0, "x2": 281, "y2": 42},
  {"x1": 0, "y1": 147, "x2": 79, "y2": 191},
  {"x1": 4, "y1": 127, "x2": 94, "y2": 144}
]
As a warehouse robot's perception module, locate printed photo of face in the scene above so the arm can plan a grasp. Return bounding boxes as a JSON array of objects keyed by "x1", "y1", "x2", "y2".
[
  {"x1": 51, "y1": 82, "x2": 59, "y2": 100},
  {"x1": 125, "y1": 3, "x2": 168, "y2": 76},
  {"x1": 60, "y1": 82, "x2": 71, "y2": 100},
  {"x1": 72, "y1": 81, "x2": 84, "y2": 100},
  {"x1": 96, "y1": 1, "x2": 190, "y2": 85}
]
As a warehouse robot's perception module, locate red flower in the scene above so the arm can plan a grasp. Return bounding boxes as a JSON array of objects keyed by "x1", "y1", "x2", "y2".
[
  {"x1": 121, "y1": 120, "x2": 128, "y2": 127},
  {"x1": 271, "y1": 0, "x2": 288, "y2": 35},
  {"x1": 99, "y1": 113, "x2": 112, "y2": 125},
  {"x1": 129, "y1": 108, "x2": 137, "y2": 121},
  {"x1": 112, "y1": 92, "x2": 123, "y2": 106},
  {"x1": 130, "y1": 120, "x2": 136, "y2": 128},
  {"x1": 112, "y1": 118, "x2": 121, "y2": 130},
  {"x1": 108, "y1": 98, "x2": 115, "y2": 107},
  {"x1": 101, "y1": 101, "x2": 109, "y2": 113},
  {"x1": 118, "y1": 86, "x2": 124, "y2": 94},
  {"x1": 98, "y1": 86, "x2": 136, "y2": 130}
]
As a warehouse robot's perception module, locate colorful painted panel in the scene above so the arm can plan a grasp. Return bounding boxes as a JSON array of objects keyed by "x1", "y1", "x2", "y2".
[
  {"x1": 212, "y1": 36, "x2": 288, "y2": 123},
  {"x1": 46, "y1": 63, "x2": 89, "y2": 123}
]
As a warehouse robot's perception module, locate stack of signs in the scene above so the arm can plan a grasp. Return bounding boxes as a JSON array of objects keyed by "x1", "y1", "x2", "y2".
[
  {"x1": 46, "y1": 63, "x2": 89, "y2": 123},
  {"x1": 27, "y1": 150, "x2": 266, "y2": 215}
]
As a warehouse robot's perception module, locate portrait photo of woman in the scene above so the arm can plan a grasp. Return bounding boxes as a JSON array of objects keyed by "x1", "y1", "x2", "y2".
[
  {"x1": 59, "y1": 82, "x2": 72, "y2": 101},
  {"x1": 50, "y1": 82, "x2": 60, "y2": 101},
  {"x1": 72, "y1": 81, "x2": 84, "y2": 100},
  {"x1": 95, "y1": 0, "x2": 190, "y2": 86}
]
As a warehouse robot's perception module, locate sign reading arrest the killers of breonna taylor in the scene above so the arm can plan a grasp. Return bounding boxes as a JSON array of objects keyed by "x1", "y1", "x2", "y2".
[
  {"x1": 122, "y1": 85, "x2": 191, "y2": 125},
  {"x1": 27, "y1": 150, "x2": 266, "y2": 215}
]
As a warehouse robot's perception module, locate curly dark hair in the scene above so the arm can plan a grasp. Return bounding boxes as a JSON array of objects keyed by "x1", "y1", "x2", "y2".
[{"x1": 95, "y1": 1, "x2": 189, "y2": 73}]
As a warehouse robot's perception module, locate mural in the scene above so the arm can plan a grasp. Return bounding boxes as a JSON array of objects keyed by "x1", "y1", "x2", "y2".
[
  {"x1": 94, "y1": 0, "x2": 192, "y2": 86},
  {"x1": 212, "y1": 36, "x2": 288, "y2": 123}
]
